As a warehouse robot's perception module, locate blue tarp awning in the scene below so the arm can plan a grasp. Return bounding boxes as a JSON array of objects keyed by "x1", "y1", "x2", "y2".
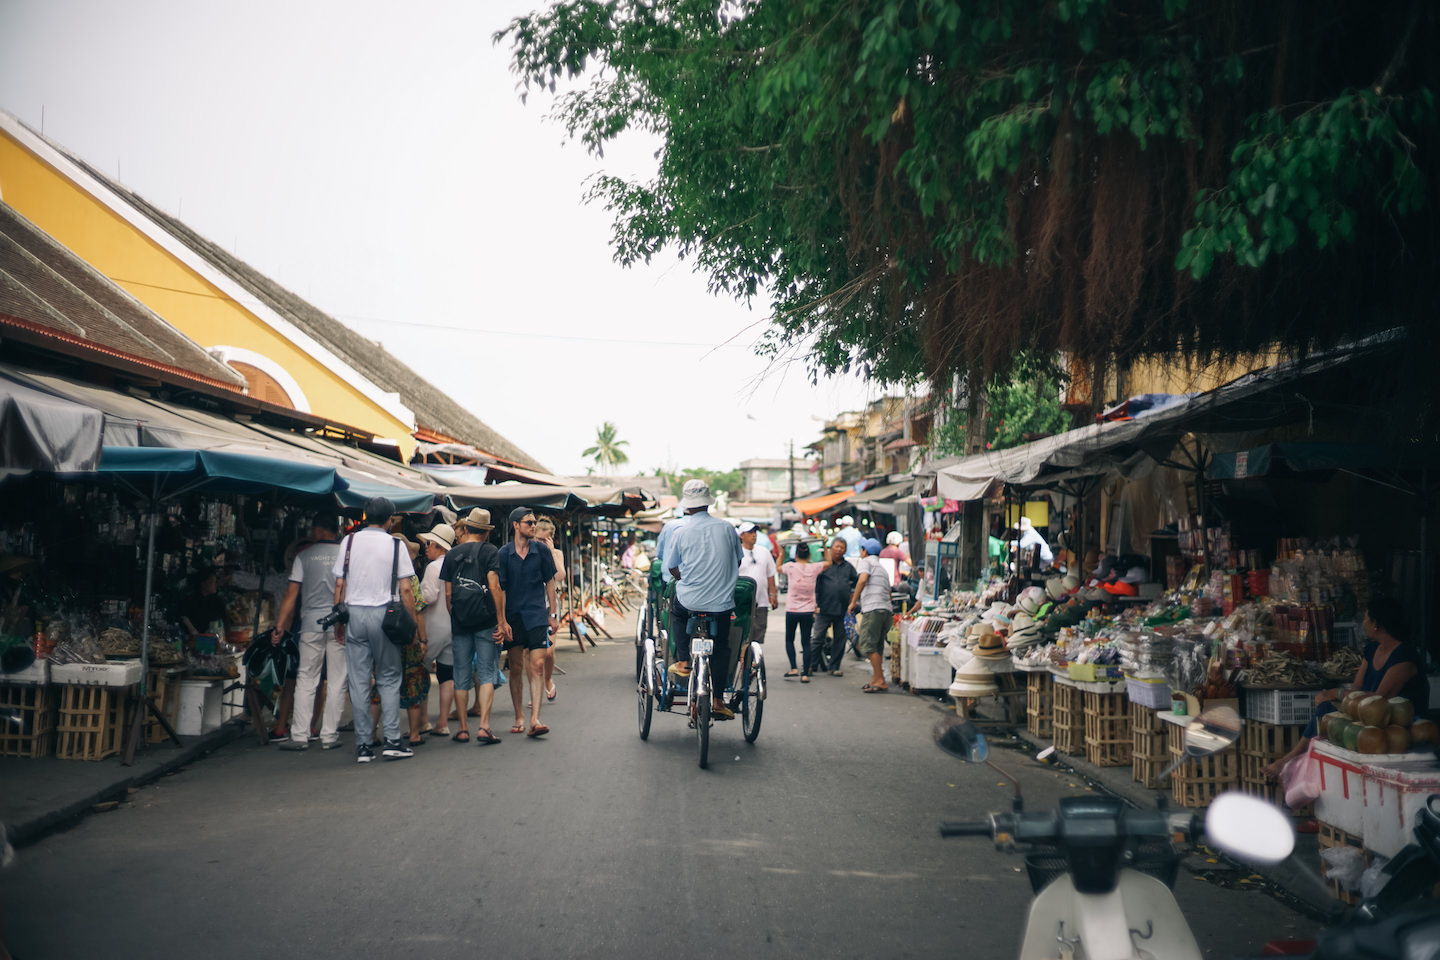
[
  {"x1": 335, "y1": 475, "x2": 436, "y2": 514},
  {"x1": 96, "y1": 447, "x2": 340, "y2": 496}
]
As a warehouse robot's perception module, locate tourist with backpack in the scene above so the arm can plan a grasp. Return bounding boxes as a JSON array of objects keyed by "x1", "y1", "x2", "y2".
[{"x1": 440, "y1": 508, "x2": 506, "y2": 745}]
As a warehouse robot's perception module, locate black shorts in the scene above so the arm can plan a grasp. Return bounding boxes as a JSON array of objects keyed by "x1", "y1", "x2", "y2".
[
  {"x1": 434, "y1": 661, "x2": 454, "y2": 685},
  {"x1": 503, "y1": 618, "x2": 551, "y2": 652}
]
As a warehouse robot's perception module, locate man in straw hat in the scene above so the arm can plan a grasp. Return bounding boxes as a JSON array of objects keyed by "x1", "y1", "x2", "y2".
[
  {"x1": 440, "y1": 509, "x2": 506, "y2": 744},
  {"x1": 331, "y1": 496, "x2": 424, "y2": 763}
]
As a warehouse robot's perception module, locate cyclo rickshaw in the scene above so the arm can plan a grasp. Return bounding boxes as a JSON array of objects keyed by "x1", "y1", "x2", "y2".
[{"x1": 636, "y1": 575, "x2": 765, "y2": 768}]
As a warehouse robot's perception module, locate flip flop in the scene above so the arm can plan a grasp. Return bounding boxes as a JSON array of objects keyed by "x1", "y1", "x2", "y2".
[
  {"x1": 527, "y1": 724, "x2": 550, "y2": 738},
  {"x1": 862, "y1": 684, "x2": 888, "y2": 694},
  {"x1": 783, "y1": 670, "x2": 799, "y2": 679},
  {"x1": 429, "y1": 728, "x2": 451, "y2": 736},
  {"x1": 476, "y1": 729, "x2": 501, "y2": 745},
  {"x1": 546, "y1": 684, "x2": 557, "y2": 701},
  {"x1": 407, "y1": 738, "x2": 425, "y2": 747},
  {"x1": 451, "y1": 731, "x2": 470, "y2": 743},
  {"x1": 509, "y1": 722, "x2": 526, "y2": 735}
]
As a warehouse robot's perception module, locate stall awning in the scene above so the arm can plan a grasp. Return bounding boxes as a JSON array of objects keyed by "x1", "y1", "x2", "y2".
[
  {"x1": 1206, "y1": 442, "x2": 1440, "y2": 481},
  {"x1": 1, "y1": 371, "x2": 102, "y2": 475},
  {"x1": 936, "y1": 330, "x2": 1402, "y2": 502},
  {"x1": 96, "y1": 447, "x2": 340, "y2": 497},
  {"x1": 791, "y1": 489, "x2": 854, "y2": 516}
]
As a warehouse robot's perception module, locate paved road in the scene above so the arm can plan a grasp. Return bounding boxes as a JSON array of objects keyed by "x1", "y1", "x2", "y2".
[{"x1": 3, "y1": 633, "x2": 1315, "y2": 958}]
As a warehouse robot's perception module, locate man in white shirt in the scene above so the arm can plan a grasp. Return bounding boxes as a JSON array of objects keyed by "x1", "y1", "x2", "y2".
[
  {"x1": 331, "y1": 496, "x2": 424, "y2": 763},
  {"x1": 848, "y1": 538, "x2": 894, "y2": 692},
  {"x1": 737, "y1": 522, "x2": 778, "y2": 645},
  {"x1": 836, "y1": 515, "x2": 863, "y2": 558},
  {"x1": 272, "y1": 513, "x2": 346, "y2": 751}
]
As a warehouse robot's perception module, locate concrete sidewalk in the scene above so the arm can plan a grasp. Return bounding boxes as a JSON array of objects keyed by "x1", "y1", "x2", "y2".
[{"x1": 0, "y1": 723, "x2": 245, "y2": 846}]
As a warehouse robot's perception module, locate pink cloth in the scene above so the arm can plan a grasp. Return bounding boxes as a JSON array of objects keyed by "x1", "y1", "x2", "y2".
[
  {"x1": 879, "y1": 546, "x2": 908, "y2": 584},
  {"x1": 781, "y1": 561, "x2": 821, "y2": 613}
]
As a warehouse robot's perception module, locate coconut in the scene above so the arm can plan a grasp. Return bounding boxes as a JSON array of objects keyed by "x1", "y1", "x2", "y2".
[
  {"x1": 1341, "y1": 721, "x2": 1363, "y2": 752},
  {"x1": 1356, "y1": 725, "x2": 1388, "y2": 755},
  {"x1": 1388, "y1": 698, "x2": 1416, "y2": 727},
  {"x1": 1411, "y1": 719, "x2": 1440, "y2": 746},
  {"x1": 1385, "y1": 725, "x2": 1412, "y2": 753},
  {"x1": 1327, "y1": 716, "x2": 1353, "y2": 745},
  {"x1": 1358, "y1": 695, "x2": 1391, "y2": 728},
  {"x1": 1342, "y1": 691, "x2": 1367, "y2": 720}
]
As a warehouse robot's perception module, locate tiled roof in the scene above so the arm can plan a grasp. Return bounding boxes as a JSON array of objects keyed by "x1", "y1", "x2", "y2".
[
  {"x1": 48, "y1": 144, "x2": 545, "y2": 471},
  {"x1": 0, "y1": 203, "x2": 246, "y2": 389}
]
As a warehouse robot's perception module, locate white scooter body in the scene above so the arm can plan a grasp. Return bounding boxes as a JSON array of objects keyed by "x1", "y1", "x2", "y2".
[{"x1": 1018, "y1": 868, "x2": 1203, "y2": 960}]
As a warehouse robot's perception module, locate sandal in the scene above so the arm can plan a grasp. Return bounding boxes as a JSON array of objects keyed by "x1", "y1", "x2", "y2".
[
  {"x1": 407, "y1": 738, "x2": 425, "y2": 747},
  {"x1": 527, "y1": 723, "x2": 550, "y2": 738},
  {"x1": 476, "y1": 729, "x2": 501, "y2": 745},
  {"x1": 861, "y1": 683, "x2": 888, "y2": 694},
  {"x1": 452, "y1": 730, "x2": 470, "y2": 743},
  {"x1": 509, "y1": 722, "x2": 526, "y2": 735},
  {"x1": 800, "y1": 675, "x2": 811, "y2": 683},
  {"x1": 783, "y1": 670, "x2": 799, "y2": 679},
  {"x1": 546, "y1": 683, "x2": 557, "y2": 701},
  {"x1": 430, "y1": 727, "x2": 451, "y2": 736}
]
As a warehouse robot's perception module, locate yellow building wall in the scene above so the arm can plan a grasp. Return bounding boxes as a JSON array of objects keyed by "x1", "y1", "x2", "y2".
[
  {"x1": 0, "y1": 131, "x2": 414, "y2": 456},
  {"x1": 1121, "y1": 350, "x2": 1283, "y2": 398}
]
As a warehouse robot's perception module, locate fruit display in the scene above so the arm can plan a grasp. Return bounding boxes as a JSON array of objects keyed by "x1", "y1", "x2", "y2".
[{"x1": 1319, "y1": 694, "x2": 1435, "y2": 755}]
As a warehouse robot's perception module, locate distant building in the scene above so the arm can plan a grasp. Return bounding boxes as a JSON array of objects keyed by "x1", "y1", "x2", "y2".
[{"x1": 738, "y1": 457, "x2": 817, "y2": 503}]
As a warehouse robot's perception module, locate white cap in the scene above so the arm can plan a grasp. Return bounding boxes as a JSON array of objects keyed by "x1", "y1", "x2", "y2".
[
  {"x1": 839, "y1": 515, "x2": 854, "y2": 526},
  {"x1": 737, "y1": 522, "x2": 757, "y2": 534},
  {"x1": 885, "y1": 531, "x2": 902, "y2": 546},
  {"x1": 679, "y1": 479, "x2": 714, "y2": 509}
]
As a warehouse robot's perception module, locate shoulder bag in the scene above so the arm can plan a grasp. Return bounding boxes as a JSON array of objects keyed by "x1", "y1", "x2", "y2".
[{"x1": 381, "y1": 539, "x2": 417, "y2": 646}]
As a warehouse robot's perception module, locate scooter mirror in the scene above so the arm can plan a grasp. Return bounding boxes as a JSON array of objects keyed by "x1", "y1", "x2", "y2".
[
  {"x1": 1183, "y1": 705, "x2": 1241, "y2": 758},
  {"x1": 933, "y1": 718, "x2": 989, "y2": 763},
  {"x1": 1205, "y1": 792, "x2": 1296, "y2": 866}
]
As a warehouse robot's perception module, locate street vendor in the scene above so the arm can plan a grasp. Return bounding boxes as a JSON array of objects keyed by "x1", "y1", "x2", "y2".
[
  {"x1": 179, "y1": 565, "x2": 227, "y2": 640},
  {"x1": 1262, "y1": 596, "x2": 1430, "y2": 780}
]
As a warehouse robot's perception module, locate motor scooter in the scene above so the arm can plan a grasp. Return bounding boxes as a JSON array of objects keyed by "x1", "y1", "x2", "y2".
[{"x1": 935, "y1": 705, "x2": 1248, "y2": 960}]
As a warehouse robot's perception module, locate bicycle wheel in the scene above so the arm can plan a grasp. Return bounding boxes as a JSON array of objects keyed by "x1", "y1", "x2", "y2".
[
  {"x1": 634, "y1": 598, "x2": 646, "y2": 682},
  {"x1": 695, "y1": 688, "x2": 710, "y2": 769},
  {"x1": 740, "y1": 650, "x2": 765, "y2": 743},
  {"x1": 637, "y1": 655, "x2": 653, "y2": 740}
]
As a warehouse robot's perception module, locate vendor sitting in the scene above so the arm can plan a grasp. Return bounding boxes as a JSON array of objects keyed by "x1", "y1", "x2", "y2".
[
  {"x1": 1262, "y1": 596, "x2": 1429, "y2": 780},
  {"x1": 179, "y1": 565, "x2": 227, "y2": 640}
]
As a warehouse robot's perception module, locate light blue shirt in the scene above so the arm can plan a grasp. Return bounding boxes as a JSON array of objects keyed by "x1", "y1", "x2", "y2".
[
  {"x1": 656, "y1": 516, "x2": 691, "y2": 583},
  {"x1": 668, "y1": 511, "x2": 743, "y2": 612},
  {"x1": 838, "y1": 526, "x2": 862, "y2": 558}
]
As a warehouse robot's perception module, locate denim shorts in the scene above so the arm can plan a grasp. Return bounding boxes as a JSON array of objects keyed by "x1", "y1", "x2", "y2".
[{"x1": 452, "y1": 627, "x2": 501, "y2": 690}]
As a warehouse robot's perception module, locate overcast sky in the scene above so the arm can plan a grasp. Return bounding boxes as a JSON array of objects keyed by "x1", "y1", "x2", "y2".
[{"x1": 0, "y1": 1, "x2": 890, "y2": 477}]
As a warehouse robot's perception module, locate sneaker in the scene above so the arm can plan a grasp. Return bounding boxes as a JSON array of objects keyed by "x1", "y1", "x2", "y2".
[
  {"x1": 668, "y1": 662, "x2": 691, "y2": 678},
  {"x1": 278, "y1": 740, "x2": 308, "y2": 752},
  {"x1": 308, "y1": 732, "x2": 321, "y2": 742},
  {"x1": 356, "y1": 743, "x2": 374, "y2": 763},
  {"x1": 320, "y1": 739, "x2": 344, "y2": 750},
  {"x1": 381, "y1": 739, "x2": 414, "y2": 760}
]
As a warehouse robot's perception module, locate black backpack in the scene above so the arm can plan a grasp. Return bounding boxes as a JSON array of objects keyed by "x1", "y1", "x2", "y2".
[{"x1": 450, "y1": 543, "x2": 497, "y2": 631}]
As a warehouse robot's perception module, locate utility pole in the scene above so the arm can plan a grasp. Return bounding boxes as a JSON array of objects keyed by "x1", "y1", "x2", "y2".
[{"x1": 788, "y1": 439, "x2": 796, "y2": 501}]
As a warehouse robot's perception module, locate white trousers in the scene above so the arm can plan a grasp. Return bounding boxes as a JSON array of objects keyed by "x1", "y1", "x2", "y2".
[{"x1": 290, "y1": 629, "x2": 348, "y2": 744}]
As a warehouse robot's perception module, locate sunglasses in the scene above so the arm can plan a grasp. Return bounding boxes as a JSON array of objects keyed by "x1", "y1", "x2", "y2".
[{"x1": 519, "y1": 519, "x2": 537, "y2": 525}]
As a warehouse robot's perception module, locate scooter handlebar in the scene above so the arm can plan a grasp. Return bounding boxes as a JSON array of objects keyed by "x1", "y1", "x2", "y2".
[{"x1": 939, "y1": 820, "x2": 994, "y2": 838}]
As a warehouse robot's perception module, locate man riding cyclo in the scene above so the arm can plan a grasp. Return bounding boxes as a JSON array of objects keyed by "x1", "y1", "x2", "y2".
[{"x1": 664, "y1": 480, "x2": 743, "y2": 720}]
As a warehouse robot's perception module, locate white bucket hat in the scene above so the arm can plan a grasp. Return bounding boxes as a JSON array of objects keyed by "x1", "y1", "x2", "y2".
[{"x1": 679, "y1": 479, "x2": 715, "y2": 509}]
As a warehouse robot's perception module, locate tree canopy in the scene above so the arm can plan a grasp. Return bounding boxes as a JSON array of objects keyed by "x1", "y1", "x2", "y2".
[{"x1": 498, "y1": 1, "x2": 1438, "y2": 394}]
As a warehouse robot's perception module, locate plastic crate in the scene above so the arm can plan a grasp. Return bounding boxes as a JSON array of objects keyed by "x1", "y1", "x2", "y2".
[
  {"x1": 1125, "y1": 674, "x2": 1172, "y2": 709},
  {"x1": 1243, "y1": 687, "x2": 1322, "y2": 726},
  {"x1": 1069, "y1": 663, "x2": 1124, "y2": 682}
]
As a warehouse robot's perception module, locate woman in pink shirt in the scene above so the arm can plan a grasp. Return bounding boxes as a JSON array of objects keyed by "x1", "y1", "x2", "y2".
[{"x1": 781, "y1": 542, "x2": 822, "y2": 682}]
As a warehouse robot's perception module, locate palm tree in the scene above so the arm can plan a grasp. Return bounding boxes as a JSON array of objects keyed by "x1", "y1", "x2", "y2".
[{"x1": 582, "y1": 421, "x2": 630, "y2": 476}]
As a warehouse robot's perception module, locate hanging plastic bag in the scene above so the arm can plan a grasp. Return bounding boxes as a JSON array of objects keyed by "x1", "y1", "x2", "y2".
[
  {"x1": 1320, "y1": 845, "x2": 1366, "y2": 891},
  {"x1": 1281, "y1": 740, "x2": 1323, "y2": 808}
]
